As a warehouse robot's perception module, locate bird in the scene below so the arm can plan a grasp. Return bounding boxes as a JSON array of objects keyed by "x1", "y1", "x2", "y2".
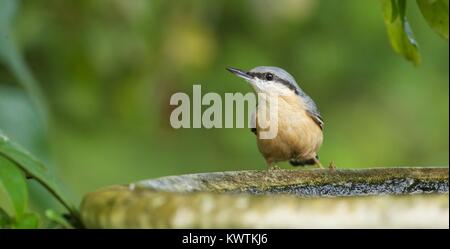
[{"x1": 226, "y1": 66, "x2": 324, "y2": 170}]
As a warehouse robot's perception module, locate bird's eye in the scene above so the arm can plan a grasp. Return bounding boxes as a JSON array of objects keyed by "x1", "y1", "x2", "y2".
[{"x1": 265, "y1": 73, "x2": 274, "y2": 81}]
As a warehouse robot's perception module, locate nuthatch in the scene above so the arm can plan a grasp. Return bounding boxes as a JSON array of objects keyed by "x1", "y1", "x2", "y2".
[{"x1": 227, "y1": 66, "x2": 324, "y2": 169}]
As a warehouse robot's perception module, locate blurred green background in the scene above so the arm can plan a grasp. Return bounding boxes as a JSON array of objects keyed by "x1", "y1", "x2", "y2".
[{"x1": 0, "y1": 0, "x2": 448, "y2": 207}]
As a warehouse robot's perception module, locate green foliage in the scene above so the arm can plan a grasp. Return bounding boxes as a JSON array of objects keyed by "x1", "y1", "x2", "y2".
[
  {"x1": 0, "y1": 131, "x2": 75, "y2": 211},
  {"x1": 0, "y1": 130, "x2": 80, "y2": 228},
  {"x1": 0, "y1": 146, "x2": 42, "y2": 228},
  {"x1": 0, "y1": 0, "x2": 66, "y2": 228},
  {"x1": 0, "y1": 207, "x2": 12, "y2": 227},
  {"x1": 0, "y1": 156, "x2": 27, "y2": 218},
  {"x1": 381, "y1": 0, "x2": 420, "y2": 65},
  {"x1": 417, "y1": 0, "x2": 449, "y2": 40},
  {"x1": 0, "y1": 0, "x2": 48, "y2": 122},
  {"x1": 11, "y1": 212, "x2": 39, "y2": 228},
  {"x1": 45, "y1": 209, "x2": 73, "y2": 228},
  {"x1": 0, "y1": 0, "x2": 16, "y2": 34},
  {"x1": 381, "y1": 0, "x2": 448, "y2": 65},
  {"x1": 0, "y1": 208, "x2": 38, "y2": 228}
]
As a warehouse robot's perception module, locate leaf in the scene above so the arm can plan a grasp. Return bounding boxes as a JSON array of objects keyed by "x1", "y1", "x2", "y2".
[
  {"x1": 12, "y1": 212, "x2": 39, "y2": 228},
  {"x1": 390, "y1": 0, "x2": 399, "y2": 22},
  {"x1": 0, "y1": 207, "x2": 12, "y2": 228},
  {"x1": 0, "y1": 0, "x2": 18, "y2": 60},
  {"x1": 417, "y1": 0, "x2": 449, "y2": 40},
  {"x1": 45, "y1": 209, "x2": 73, "y2": 229},
  {"x1": 381, "y1": 0, "x2": 421, "y2": 65},
  {"x1": 0, "y1": 130, "x2": 79, "y2": 221},
  {"x1": 398, "y1": 0, "x2": 407, "y2": 18},
  {"x1": 0, "y1": 0, "x2": 49, "y2": 122},
  {"x1": 0, "y1": 0, "x2": 17, "y2": 31},
  {"x1": 0, "y1": 156, "x2": 28, "y2": 218}
]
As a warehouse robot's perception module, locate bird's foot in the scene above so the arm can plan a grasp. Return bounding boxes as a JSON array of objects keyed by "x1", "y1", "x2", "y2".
[
  {"x1": 269, "y1": 165, "x2": 280, "y2": 170},
  {"x1": 313, "y1": 158, "x2": 324, "y2": 169},
  {"x1": 265, "y1": 160, "x2": 280, "y2": 171}
]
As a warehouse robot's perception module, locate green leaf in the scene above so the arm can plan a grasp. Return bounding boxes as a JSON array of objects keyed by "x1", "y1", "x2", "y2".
[
  {"x1": 417, "y1": 0, "x2": 449, "y2": 40},
  {"x1": 390, "y1": 0, "x2": 399, "y2": 22},
  {"x1": 45, "y1": 209, "x2": 73, "y2": 229},
  {"x1": 0, "y1": 0, "x2": 49, "y2": 122},
  {"x1": 398, "y1": 0, "x2": 407, "y2": 18},
  {"x1": 0, "y1": 0, "x2": 17, "y2": 32},
  {"x1": 0, "y1": 207, "x2": 12, "y2": 228},
  {"x1": 0, "y1": 156, "x2": 28, "y2": 218},
  {"x1": 0, "y1": 0, "x2": 19, "y2": 63},
  {"x1": 0, "y1": 130, "x2": 79, "y2": 222},
  {"x1": 12, "y1": 212, "x2": 39, "y2": 228},
  {"x1": 381, "y1": 0, "x2": 421, "y2": 65}
]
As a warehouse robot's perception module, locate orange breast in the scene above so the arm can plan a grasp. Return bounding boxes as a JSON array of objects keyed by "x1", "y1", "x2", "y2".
[{"x1": 255, "y1": 94, "x2": 323, "y2": 164}]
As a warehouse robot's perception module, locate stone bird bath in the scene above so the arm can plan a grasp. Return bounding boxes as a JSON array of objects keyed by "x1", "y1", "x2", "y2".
[{"x1": 80, "y1": 167, "x2": 449, "y2": 228}]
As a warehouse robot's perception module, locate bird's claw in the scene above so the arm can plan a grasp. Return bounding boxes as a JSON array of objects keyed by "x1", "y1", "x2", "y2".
[{"x1": 269, "y1": 165, "x2": 280, "y2": 170}]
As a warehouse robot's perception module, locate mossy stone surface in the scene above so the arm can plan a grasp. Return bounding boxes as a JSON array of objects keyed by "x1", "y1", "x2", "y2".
[
  {"x1": 80, "y1": 167, "x2": 449, "y2": 228},
  {"x1": 137, "y1": 167, "x2": 448, "y2": 195}
]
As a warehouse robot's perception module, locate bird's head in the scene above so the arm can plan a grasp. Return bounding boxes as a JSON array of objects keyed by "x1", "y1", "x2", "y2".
[{"x1": 226, "y1": 66, "x2": 301, "y2": 96}]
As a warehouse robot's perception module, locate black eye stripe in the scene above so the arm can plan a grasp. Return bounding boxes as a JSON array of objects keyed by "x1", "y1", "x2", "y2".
[
  {"x1": 248, "y1": 72, "x2": 299, "y2": 95},
  {"x1": 277, "y1": 78, "x2": 299, "y2": 94}
]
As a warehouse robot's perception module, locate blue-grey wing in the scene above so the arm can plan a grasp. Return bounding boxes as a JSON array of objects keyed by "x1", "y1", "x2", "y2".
[
  {"x1": 301, "y1": 94, "x2": 324, "y2": 130},
  {"x1": 307, "y1": 111, "x2": 324, "y2": 130}
]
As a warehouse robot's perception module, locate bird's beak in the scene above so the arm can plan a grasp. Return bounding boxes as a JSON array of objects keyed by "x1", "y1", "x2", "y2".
[{"x1": 226, "y1": 67, "x2": 253, "y2": 81}]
